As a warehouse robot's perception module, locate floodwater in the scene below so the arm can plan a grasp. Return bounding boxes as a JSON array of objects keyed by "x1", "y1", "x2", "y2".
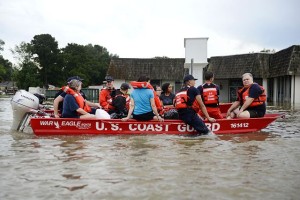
[{"x1": 1, "y1": 97, "x2": 300, "y2": 200}]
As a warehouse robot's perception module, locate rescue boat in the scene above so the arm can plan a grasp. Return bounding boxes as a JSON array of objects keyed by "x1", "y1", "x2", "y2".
[{"x1": 11, "y1": 90, "x2": 283, "y2": 136}]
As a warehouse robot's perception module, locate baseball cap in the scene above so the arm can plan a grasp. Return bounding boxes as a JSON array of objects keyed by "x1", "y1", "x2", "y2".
[
  {"x1": 120, "y1": 83, "x2": 130, "y2": 90},
  {"x1": 67, "y1": 76, "x2": 84, "y2": 83},
  {"x1": 183, "y1": 74, "x2": 198, "y2": 82},
  {"x1": 105, "y1": 75, "x2": 114, "y2": 81}
]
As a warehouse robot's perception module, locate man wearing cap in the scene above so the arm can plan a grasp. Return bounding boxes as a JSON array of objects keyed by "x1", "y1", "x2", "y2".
[
  {"x1": 99, "y1": 75, "x2": 116, "y2": 113},
  {"x1": 53, "y1": 76, "x2": 101, "y2": 118},
  {"x1": 110, "y1": 83, "x2": 131, "y2": 118},
  {"x1": 175, "y1": 74, "x2": 216, "y2": 135}
]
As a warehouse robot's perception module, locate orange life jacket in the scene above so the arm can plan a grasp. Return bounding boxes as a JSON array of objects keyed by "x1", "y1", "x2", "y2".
[
  {"x1": 201, "y1": 83, "x2": 219, "y2": 105},
  {"x1": 63, "y1": 86, "x2": 91, "y2": 113},
  {"x1": 238, "y1": 83, "x2": 266, "y2": 107},
  {"x1": 99, "y1": 87, "x2": 115, "y2": 111},
  {"x1": 130, "y1": 81, "x2": 163, "y2": 114},
  {"x1": 175, "y1": 87, "x2": 200, "y2": 112},
  {"x1": 130, "y1": 81, "x2": 153, "y2": 89}
]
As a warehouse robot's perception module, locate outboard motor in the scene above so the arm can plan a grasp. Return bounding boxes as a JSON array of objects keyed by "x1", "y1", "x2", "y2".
[{"x1": 11, "y1": 90, "x2": 40, "y2": 131}]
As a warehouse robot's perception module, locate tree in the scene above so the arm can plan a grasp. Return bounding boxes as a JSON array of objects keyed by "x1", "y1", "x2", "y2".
[
  {"x1": 61, "y1": 43, "x2": 116, "y2": 86},
  {"x1": 30, "y1": 34, "x2": 61, "y2": 87},
  {"x1": 11, "y1": 42, "x2": 41, "y2": 89},
  {"x1": 0, "y1": 39, "x2": 4, "y2": 52},
  {"x1": 0, "y1": 39, "x2": 13, "y2": 82}
]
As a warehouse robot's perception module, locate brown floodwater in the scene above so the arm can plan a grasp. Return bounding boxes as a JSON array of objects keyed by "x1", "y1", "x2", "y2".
[{"x1": 0, "y1": 97, "x2": 299, "y2": 200}]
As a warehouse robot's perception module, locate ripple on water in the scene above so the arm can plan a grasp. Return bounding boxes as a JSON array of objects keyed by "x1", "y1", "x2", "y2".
[{"x1": 0, "y1": 98, "x2": 300, "y2": 199}]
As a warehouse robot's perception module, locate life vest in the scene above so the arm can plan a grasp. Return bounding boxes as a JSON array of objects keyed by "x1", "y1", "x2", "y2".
[
  {"x1": 130, "y1": 81, "x2": 163, "y2": 114},
  {"x1": 130, "y1": 81, "x2": 153, "y2": 89},
  {"x1": 99, "y1": 87, "x2": 115, "y2": 111},
  {"x1": 63, "y1": 87, "x2": 91, "y2": 113},
  {"x1": 238, "y1": 83, "x2": 266, "y2": 107},
  {"x1": 175, "y1": 87, "x2": 200, "y2": 112},
  {"x1": 201, "y1": 83, "x2": 219, "y2": 105}
]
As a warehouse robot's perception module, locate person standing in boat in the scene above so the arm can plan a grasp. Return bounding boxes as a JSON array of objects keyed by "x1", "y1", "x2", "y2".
[
  {"x1": 99, "y1": 75, "x2": 116, "y2": 113},
  {"x1": 110, "y1": 83, "x2": 131, "y2": 119},
  {"x1": 122, "y1": 75, "x2": 163, "y2": 122},
  {"x1": 197, "y1": 71, "x2": 223, "y2": 119},
  {"x1": 175, "y1": 75, "x2": 216, "y2": 135},
  {"x1": 53, "y1": 76, "x2": 101, "y2": 118},
  {"x1": 226, "y1": 73, "x2": 266, "y2": 119},
  {"x1": 62, "y1": 79, "x2": 96, "y2": 119}
]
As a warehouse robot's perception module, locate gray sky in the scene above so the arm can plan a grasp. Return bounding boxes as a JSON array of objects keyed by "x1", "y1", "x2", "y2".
[{"x1": 1, "y1": 0, "x2": 299, "y2": 64}]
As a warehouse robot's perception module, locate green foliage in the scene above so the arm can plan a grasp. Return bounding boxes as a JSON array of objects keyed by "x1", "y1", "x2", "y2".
[
  {"x1": 0, "y1": 39, "x2": 4, "y2": 52},
  {"x1": 9, "y1": 33, "x2": 118, "y2": 89},
  {"x1": 14, "y1": 61, "x2": 41, "y2": 90},
  {"x1": 30, "y1": 34, "x2": 61, "y2": 87}
]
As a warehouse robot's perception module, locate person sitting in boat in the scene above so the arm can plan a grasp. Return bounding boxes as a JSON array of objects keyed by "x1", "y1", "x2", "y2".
[
  {"x1": 159, "y1": 82, "x2": 179, "y2": 119},
  {"x1": 99, "y1": 75, "x2": 116, "y2": 113},
  {"x1": 197, "y1": 71, "x2": 223, "y2": 119},
  {"x1": 175, "y1": 74, "x2": 216, "y2": 135},
  {"x1": 110, "y1": 83, "x2": 131, "y2": 119},
  {"x1": 226, "y1": 73, "x2": 266, "y2": 119},
  {"x1": 53, "y1": 76, "x2": 101, "y2": 118},
  {"x1": 62, "y1": 79, "x2": 97, "y2": 118},
  {"x1": 152, "y1": 85, "x2": 164, "y2": 116},
  {"x1": 160, "y1": 83, "x2": 175, "y2": 107},
  {"x1": 122, "y1": 75, "x2": 163, "y2": 122}
]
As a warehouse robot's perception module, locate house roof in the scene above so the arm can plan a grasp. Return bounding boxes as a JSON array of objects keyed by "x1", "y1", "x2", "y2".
[
  {"x1": 107, "y1": 58, "x2": 188, "y2": 81},
  {"x1": 269, "y1": 45, "x2": 300, "y2": 77},
  {"x1": 207, "y1": 53, "x2": 271, "y2": 79}
]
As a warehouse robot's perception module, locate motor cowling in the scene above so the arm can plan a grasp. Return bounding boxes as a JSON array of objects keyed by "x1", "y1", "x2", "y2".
[{"x1": 11, "y1": 90, "x2": 40, "y2": 130}]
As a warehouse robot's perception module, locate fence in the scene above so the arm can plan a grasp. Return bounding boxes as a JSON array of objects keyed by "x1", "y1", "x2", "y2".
[{"x1": 46, "y1": 88, "x2": 100, "y2": 102}]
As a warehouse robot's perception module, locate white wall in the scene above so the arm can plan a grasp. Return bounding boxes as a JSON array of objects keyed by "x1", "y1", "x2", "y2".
[
  {"x1": 184, "y1": 38, "x2": 209, "y2": 86},
  {"x1": 292, "y1": 75, "x2": 300, "y2": 109},
  {"x1": 184, "y1": 38, "x2": 209, "y2": 64}
]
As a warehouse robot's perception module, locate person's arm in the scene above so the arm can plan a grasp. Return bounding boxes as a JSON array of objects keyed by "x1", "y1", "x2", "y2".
[
  {"x1": 236, "y1": 98, "x2": 254, "y2": 117},
  {"x1": 150, "y1": 98, "x2": 163, "y2": 121},
  {"x1": 196, "y1": 95, "x2": 215, "y2": 122},
  {"x1": 86, "y1": 100, "x2": 101, "y2": 108},
  {"x1": 53, "y1": 95, "x2": 64, "y2": 118},
  {"x1": 122, "y1": 98, "x2": 134, "y2": 121},
  {"x1": 226, "y1": 101, "x2": 240, "y2": 118},
  {"x1": 99, "y1": 90, "x2": 109, "y2": 110}
]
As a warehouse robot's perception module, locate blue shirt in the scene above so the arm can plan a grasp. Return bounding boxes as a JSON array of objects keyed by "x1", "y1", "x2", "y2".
[
  {"x1": 62, "y1": 94, "x2": 80, "y2": 118},
  {"x1": 131, "y1": 88, "x2": 154, "y2": 115}
]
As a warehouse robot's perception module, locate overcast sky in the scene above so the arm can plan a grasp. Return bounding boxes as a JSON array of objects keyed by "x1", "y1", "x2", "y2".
[{"x1": 1, "y1": 0, "x2": 299, "y2": 64}]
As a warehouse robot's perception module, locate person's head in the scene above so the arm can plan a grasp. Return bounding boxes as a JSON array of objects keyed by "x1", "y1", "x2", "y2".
[
  {"x1": 67, "y1": 76, "x2": 84, "y2": 85},
  {"x1": 120, "y1": 82, "x2": 130, "y2": 93},
  {"x1": 204, "y1": 71, "x2": 214, "y2": 82},
  {"x1": 153, "y1": 85, "x2": 162, "y2": 96},
  {"x1": 69, "y1": 79, "x2": 82, "y2": 91},
  {"x1": 183, "y1": 74, "x2": 198, "y2": 86},
  {"x1": 105, "y1": 75, "x2": 114, "y2": 88},
  {"x1": 137, "y1": 75, "x2": 150, "y2": 82},
  {"x1": 162, "y1": 83, "x2": 173, "y2": 94},
  {"x1": 242, "y1": 73, "x2": 254, "y2": 88}
]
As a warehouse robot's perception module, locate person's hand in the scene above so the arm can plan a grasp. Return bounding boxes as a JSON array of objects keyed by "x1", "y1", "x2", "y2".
[
  {"x1": 236, "y1": 109, "x2": 243, "y2": 118},
  {"x1": 95, "y1": 103, "x2": 101, "y2": 108},
  {"x1": 157, "y1": 116, "x2": 164, "y2": 122},
  {"x1": 122, "y1": 116, "x2": 130, "y2": 121},
  {"x1": 226, "y1": 110, "x2": 231, "y2": 118},
  {"x1": 54, "y1": 114, "x2": 60, "y2": 118},
  {"x1": 207, "y1": 117, "x2": 216, "y2": 122}
]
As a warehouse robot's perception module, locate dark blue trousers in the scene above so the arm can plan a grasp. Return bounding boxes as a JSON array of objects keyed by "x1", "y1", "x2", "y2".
[{"x1": 178, "y1": 108, "x2": 209, "y2": 134}]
